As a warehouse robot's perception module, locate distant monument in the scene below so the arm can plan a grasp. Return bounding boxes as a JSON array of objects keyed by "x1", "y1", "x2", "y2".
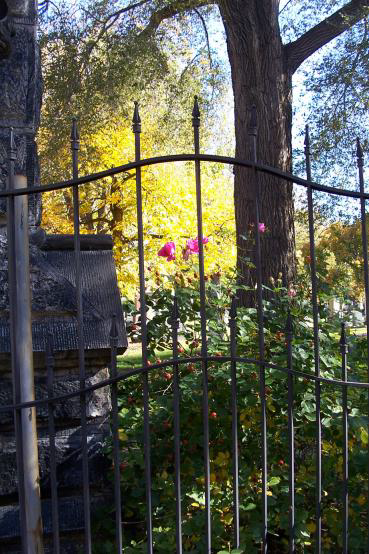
[{"x1": 0, "y1": 2, "x2": 127, "y2": 551}]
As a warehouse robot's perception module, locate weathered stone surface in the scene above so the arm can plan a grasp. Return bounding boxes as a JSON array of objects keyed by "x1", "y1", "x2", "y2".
[
  {"x1": 0, "y1": 494, "x2": 107, "y2": 546},
  {"x1": 0, "y1": 0, "x2": 42, "y2": 228},
  {"x1": 0, "y1": 235, "x2": 127, "y2": 353},
  {"x1": 0, "y1": 368, "x2": 112, "y2": 425},
  {"x1": 0, "y1": 423, "x2": 111, "y2": 497}
]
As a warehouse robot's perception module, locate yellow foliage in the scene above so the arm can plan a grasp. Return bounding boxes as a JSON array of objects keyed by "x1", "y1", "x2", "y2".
[{"x1": 40, "y1": 116, "x2": 235, "y2": 299}]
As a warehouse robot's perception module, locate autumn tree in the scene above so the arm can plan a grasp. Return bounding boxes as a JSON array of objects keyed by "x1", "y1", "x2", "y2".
[{"x1": 40, "y1": 0, "x2": 369, "y2": 299}]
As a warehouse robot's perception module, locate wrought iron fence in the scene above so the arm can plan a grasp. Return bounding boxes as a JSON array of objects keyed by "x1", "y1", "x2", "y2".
[{"x1": 1, "y1": 97, "x2": 369, "y2": 553}]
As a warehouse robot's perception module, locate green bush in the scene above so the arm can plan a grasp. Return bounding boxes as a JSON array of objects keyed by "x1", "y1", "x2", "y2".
[{"x1": 95, "y1": 272, "x2": 369, "y2": 553}]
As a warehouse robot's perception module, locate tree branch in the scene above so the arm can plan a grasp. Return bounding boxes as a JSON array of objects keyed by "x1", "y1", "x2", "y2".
[
  {"x1": 285, "y1": 0, "x2": 369, "y2": 73},
  {"x1": 140, "y1": 0, "x2": 214, "y2": 37},
  {"x1": 193, "y1": 8, "x2": 213, "y2": 68}
]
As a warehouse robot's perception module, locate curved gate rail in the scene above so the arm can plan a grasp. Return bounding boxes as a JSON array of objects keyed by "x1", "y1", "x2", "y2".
[{"x1": 1, "y1": 97, "x2": 369, "y2": 554}]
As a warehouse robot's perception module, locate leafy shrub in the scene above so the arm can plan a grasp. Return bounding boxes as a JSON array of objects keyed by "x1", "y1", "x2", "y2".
[{"x1": 95, "y1": 271, "x2": 369, "y2": 552}]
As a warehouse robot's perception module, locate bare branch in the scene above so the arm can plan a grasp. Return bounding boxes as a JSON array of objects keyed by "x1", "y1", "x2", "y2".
[
  {"x1": 82, "y1": 0, "x2": 151, "y2": 26},
  {"x1": 279, "y1": 0, "x2": 294, "y2": 16},
  {"x1": 285, "y1": 0, "x2": 369, "y2": 73},
  {"x1": 193, "y1": 8, "x2": 213, "y2": 68},
  {"x1": 140, "y1": 0, "x2": 214, "y2": 37}
]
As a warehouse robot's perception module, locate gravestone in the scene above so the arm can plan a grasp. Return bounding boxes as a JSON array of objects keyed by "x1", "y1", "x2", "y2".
[{"x1": 0, "y1": 2, "x2": 127, "y2": 551}]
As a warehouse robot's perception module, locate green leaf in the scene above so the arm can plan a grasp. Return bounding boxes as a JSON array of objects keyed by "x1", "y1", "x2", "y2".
[
  {"x1": 360, "y1": 427, "x2": 368, "y2": 445},
  {"x1": 268, "y1": 476, "x2": 281, "y2": 486}
]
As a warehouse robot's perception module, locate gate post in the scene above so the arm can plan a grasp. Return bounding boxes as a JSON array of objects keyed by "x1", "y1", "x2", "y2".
[{"x1": 13, "y1": 174, "x2": 44, "y2": 553}]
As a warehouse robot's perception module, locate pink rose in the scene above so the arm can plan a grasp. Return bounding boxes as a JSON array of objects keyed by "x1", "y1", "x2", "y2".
[
  {"x1": 183, "y1": 236, "x2": 209, "y2": 259},
  {"x1": 288, "y1": 288, "x2": 297, "y2": 298},
  {"x1": 258, "y1": 223, "x2": 266, "y2": 233},
  {"x1": 158, "y1": 241, "x2": 176, "y2": 261}
]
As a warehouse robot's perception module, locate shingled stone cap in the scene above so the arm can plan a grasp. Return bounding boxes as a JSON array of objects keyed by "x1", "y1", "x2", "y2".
[{"x1": 0, "y1": 233, "x2": 127, "y2": 352}]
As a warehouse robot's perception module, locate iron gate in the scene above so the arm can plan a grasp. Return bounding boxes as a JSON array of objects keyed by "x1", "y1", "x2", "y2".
[{"x1": 1, "y1": 98, "x2": 369, "y2": 553}]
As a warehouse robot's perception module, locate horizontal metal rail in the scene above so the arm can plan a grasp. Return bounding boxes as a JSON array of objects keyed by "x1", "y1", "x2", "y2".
[
  {"x1": 2, "y1": 354, "x2": 369, "y2": 415},
  {"x1": 0, "y1": 153, "x2": 367, "y2": 200}
]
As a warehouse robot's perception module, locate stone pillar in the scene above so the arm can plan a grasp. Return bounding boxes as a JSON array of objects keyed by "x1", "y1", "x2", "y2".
[{"x1": 0, "y1": 0, "x2": 42, "y2": 229}]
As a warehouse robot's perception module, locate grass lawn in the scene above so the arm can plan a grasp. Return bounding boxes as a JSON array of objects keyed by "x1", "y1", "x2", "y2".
[{"x1": 117, "y1": 342, "x2": 174, "y2": 369}]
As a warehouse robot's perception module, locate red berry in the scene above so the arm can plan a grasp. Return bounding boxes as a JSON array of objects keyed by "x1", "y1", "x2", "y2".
[
  {"x1": 164, "y1": 372, "x2": 172, "y2": 381},
  {"x1": 178, "y1": 346, "x2": 184, "y2": 354},
  {"x1": 210, "y1": 411, "x2": 217, "y2": 420},
  {"x1": 278, "y1": 459, "x2": 285, "y2": 466}
]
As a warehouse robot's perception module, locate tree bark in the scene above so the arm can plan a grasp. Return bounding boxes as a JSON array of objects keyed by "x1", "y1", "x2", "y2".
[{"x1": 219, "y1": 0, "x2": 295, "y2": 303}]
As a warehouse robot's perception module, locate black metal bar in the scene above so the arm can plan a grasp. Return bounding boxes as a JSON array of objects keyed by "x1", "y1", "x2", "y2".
[
  {"x1": 304, "y1": 125, "x2": 322, "y2": 554},
  {"x1": 46, "y1": 334, "x2": 60, "y2": 554},
  {"x1": 7, "y1": 128, "x2": 28, "y2": 551},
  {"x1": 4, "y1": 353, "x2": 369, "y2": 415},
  {"x1": 286, "y1": 312, "x2": 295, "y2": 553},
  {"x1": 171, "y1": 297, "x2": 183, "y2": 553},
  {"x1": 192, "y1": 96, "x2": 211, "y2": 553},
  {"x1": 249, "y1": 105, "x2": 267, "y2": 552},
  {"x1": 132, "y1": 102, "x2": 153, "y2": 554},
  {"x1": 110, "y1": 315, "x2": 123, "y2": 552},
  {"x1": 71, "y1": 118, "x2": 91, "y2": 553},
  {"x1": 3, "y1": 153, "x2": 369, "y2": 202},
  {"x1": 340, "y1": 323, "x2": 348, "y2": 554},
  {"x1": 229, "y1": 298, "x2": 240, "y2": 548},
  {"x1": 356, "y1": 138, "x2": 369, "y2": 553}
]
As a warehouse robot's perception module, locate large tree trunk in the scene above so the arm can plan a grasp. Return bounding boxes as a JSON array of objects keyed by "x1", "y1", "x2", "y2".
[{"x1": 219, "y1": 0, "x2": 295, "y2": 303}]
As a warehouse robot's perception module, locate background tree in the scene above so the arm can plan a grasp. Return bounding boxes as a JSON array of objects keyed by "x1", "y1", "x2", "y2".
[{"x1": 39, "y1": 0, "x2": 369, "y2": 301}]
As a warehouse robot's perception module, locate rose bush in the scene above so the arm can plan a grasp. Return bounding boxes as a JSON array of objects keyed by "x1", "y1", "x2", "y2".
[{"x1": 94, "y1": 263, "x2": 369, "y2": 552}]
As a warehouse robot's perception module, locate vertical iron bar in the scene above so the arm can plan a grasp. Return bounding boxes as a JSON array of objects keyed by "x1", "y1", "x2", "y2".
[
  {"x1": 132, "y1": 102, "x2": 153, "y2": 553},
  {"x1": 15, "y1": 173, "x2": 44, "y2": 552},
  {"x1": 110, "y1": 315, "x2": 123, "y2": 552},
  {"x1": 249, "y1": 105, "x2": 267, "y2": 552},
  {"x1": 71, "y1": 118, "x2": 91, "y2": 553},
  {"x1": 171, "y1": 297, "x2": 183, "y2": 553},
  {"x1": 229, "y1": 298, "x2": 240, "y2": 548},
  {"x1": 286, "y1": 312, "x2": 295, "y2": 553},
  {"x1": 192, "y1": 96, "x2": 211, "y2": 553},
  {"x1": 305, "y1": 125, "x2": 322, "y2": 553},
  {"x1": 7, "y1": 128, "x2": 28, "y2": 551},
  {"x1": 46, "y1": 334, "x2": 60, "y2": 554},
  {"x1": 340, "y1": 323, "x2": 348, "y2": 554},
  {"x1": 356, "y1": 138, "x2": 369, "y2": 552}
]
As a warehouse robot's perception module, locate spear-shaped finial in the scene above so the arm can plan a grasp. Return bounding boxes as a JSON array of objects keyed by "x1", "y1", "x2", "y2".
[
  {"x1": 230, "y1": 296, "x2": 237, "y2": 320},
  {"x1": 132, "y1": 101, "x2": 141, "y2": 134},
  {"x1": 9, "y1": 127, "x2": 16, "y2": 161},
  {"x1": 192, "y1": 95, "x2": 200, "y2": 128},
  {"x1": 304, "y1": 124, "x2": 311, "y2": 153},
  {"x1": 70, "y1": 117, "x2": 79, "y2": 150},
  {"x1": 171, "y1": 296, "x2": 180, "y2": 328},
  {"x1": 285, "y1": 310, "x2": 293, "y2": 339},
  {"x1": 356, "y1": 137, "x2": 364, "y2": 168},
  {"x1": 110, "y1": 313, "x2": 118, "y2": 346},
  {"x1": 46, "y1": 332, "x2": 54, "y2": 360},
  {"x1": 248, "y1": 104, "x2": 258, "y2": 136}
]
